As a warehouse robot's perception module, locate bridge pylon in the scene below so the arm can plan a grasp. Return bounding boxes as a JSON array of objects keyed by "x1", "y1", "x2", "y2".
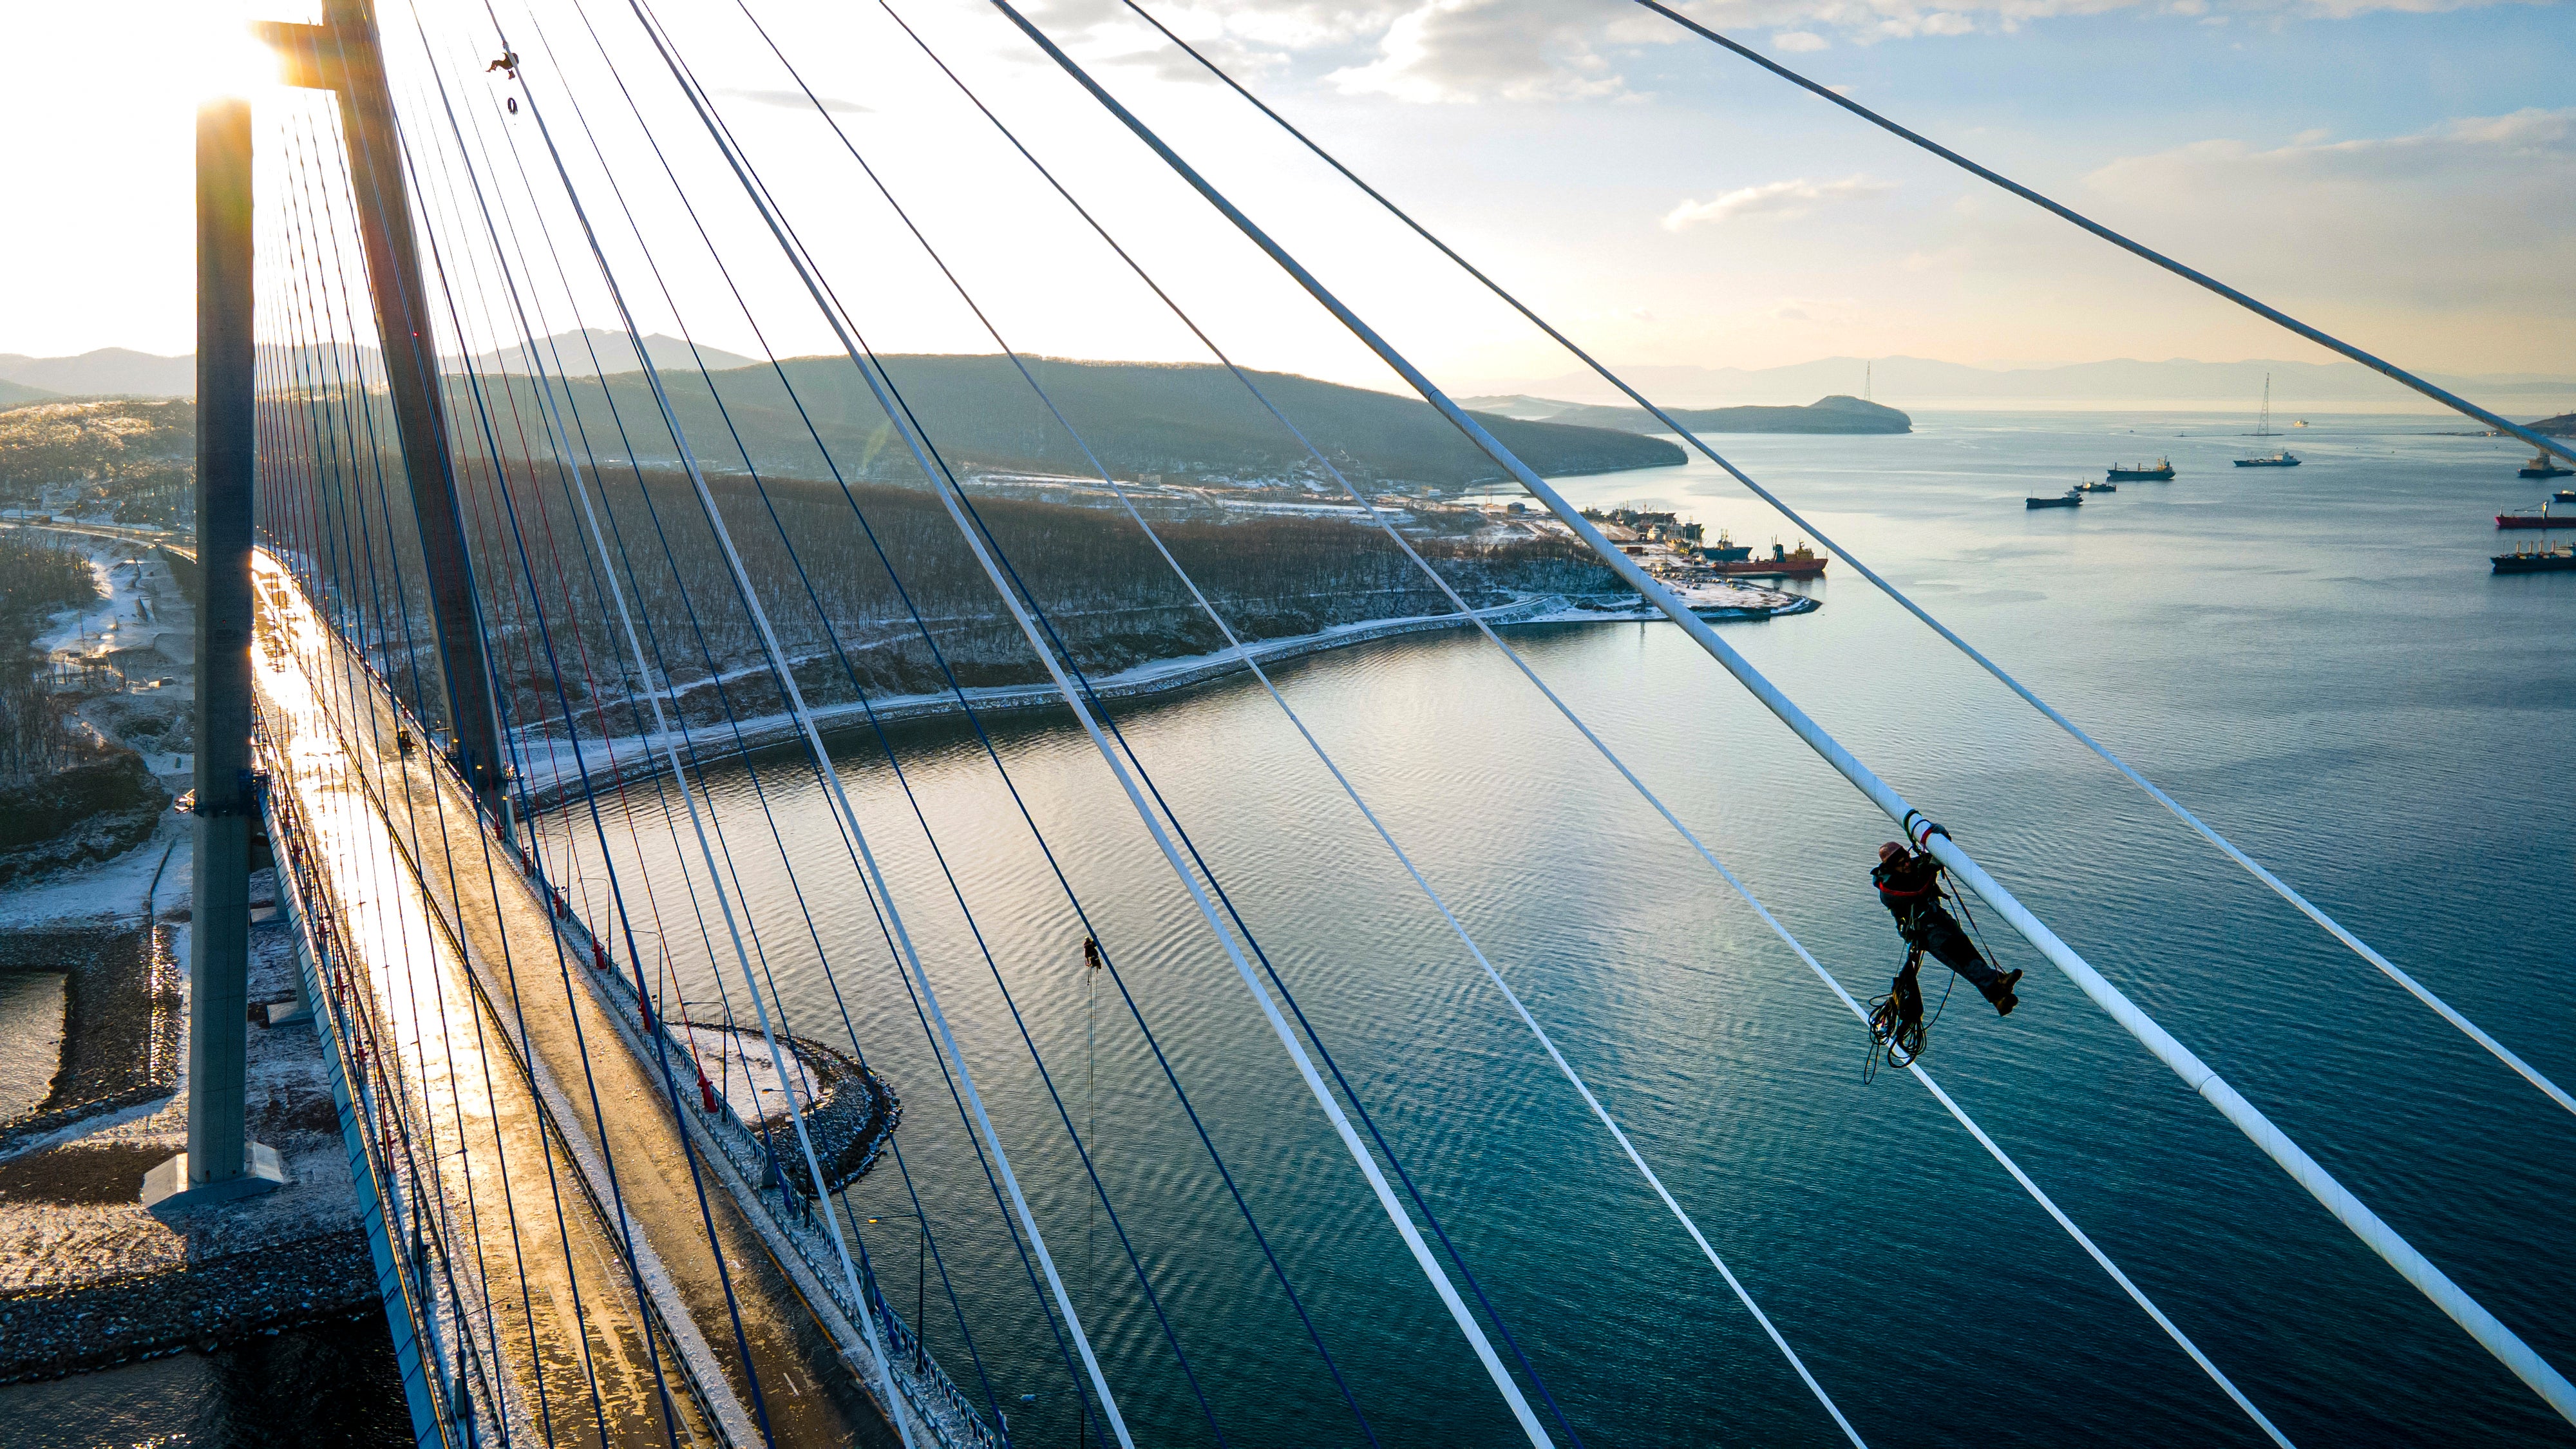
[
  {"x1": 144, "y1": 97, "x2": 291, "y2": 1213},
  {"x1": 257, "y1": 0, "x2": 509, "y2": 806}
]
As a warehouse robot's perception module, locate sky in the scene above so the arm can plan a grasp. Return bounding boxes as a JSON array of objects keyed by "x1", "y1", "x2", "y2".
[{"x1": 1, "y1": 0, "x2": 2568, "y2": 397}]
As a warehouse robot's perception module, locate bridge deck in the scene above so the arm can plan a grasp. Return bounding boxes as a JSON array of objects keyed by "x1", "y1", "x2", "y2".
[{"x1": 253, "y1": 551, "x2": 887, "y2": 1449}]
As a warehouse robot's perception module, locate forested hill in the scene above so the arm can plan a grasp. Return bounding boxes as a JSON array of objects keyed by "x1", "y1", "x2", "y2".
[
  {"x1": 1463, "y1": 393, "x2": 1912, "y2": 435},
  {"x1": 467, "y1": 354, "x2": 1682, "y2": 488}
]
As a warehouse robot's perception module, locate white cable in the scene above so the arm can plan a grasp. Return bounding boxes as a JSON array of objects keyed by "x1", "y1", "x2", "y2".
[
  {"x1": 501, "y1": 36, "x2": 936, "y2": 1443},
  {"x1": 983, "y1": 1, "x2": 2575, "y2": 1427},
  {"x1": 616, "y1": 16, "x2": 1557, "y2": 1433},
  {"x1": 1108, "y1": 0, "x2": 2573, "y2": 1122}
]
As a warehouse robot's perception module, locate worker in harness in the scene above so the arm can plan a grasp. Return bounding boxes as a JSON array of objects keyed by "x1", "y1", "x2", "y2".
[{"x1": 1873, "y1": 840, "x2": 2022, "y2": 1016}]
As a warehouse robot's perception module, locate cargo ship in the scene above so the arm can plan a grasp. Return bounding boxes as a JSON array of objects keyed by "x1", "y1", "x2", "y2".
[
  {"x1": 2077, "y1": 480, "x2": 2117, "y2": 493},
  {"x1": 2107, "y1": 457, "x2": 2174, "y2": 480},
  {"x1": 2496, "y1": 507, "x2": 2576, "y2": 530},
  {"x1": 2235, "y1": 451, "x2": 2301, "y2": 468},
  {"x1": 2494, "y1": 542, "x2": 2576, "y2": 574},
  {"x1": 1703, "y1": 530, "x2": 1754, "y2": 562},
  {"x1": 2520, "y1": 450, "x2": 2574, "y2": 479},
  {"x1": 1707, "y1": 540, "x2": 1826, "y2": 578},
  {"x1": 2027, "y1": 489, "x2": 2082, "y2": 510}
]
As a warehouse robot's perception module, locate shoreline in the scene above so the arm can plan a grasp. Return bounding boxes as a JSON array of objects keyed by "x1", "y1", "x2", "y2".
[{"x1": 513, "y1": 586, "x2": 1816, "y2": 811}]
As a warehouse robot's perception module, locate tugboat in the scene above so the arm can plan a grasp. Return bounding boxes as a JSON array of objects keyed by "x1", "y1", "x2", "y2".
[
  {"x1": 2494, "y1": 541, "x2": 2576, "y2": 574},
  {"x1": 2026, "y1": 488, "x2": 2083, "y2": 510},
  {"x1": 2235, "y1": 451, "x2": 2301, "y2": 468},
  {"x1": 2107, "y1": 457, "x2": 2174, "y2": 480},
  {"x1": 1707, "y1": 539, "x2": 1826, "y2": 578},
  {"x1": 2556, "y1": 489, "x2": 2576, "y2": 504},
  {"x1": 2519, "y1": 449, "x2": 2573, "y2": 479}
]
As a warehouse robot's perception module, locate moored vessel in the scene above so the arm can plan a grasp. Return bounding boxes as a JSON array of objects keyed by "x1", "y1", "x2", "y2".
[
  {"x1": 2519, "y1": 449, "x2": 2573, "y2": 479},
  {"x1": 2494, "y1": 542, "x2": 2576, "y2": 574},
  {"x1": 2496, "y1": 507, "x2": 2575, "y2": 530},
  {"x1": 1706, "y1": 540, "x2": 1826, "y2": 577}
]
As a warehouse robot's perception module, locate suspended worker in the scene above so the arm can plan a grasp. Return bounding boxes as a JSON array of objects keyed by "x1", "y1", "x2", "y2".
[{"x1": 1872, "y1": 840, "x2": 2022, "y2": 1016}]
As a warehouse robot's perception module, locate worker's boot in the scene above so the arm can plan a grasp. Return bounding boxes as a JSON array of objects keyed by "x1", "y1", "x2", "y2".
[{"x1": 1987, "y1": 968, "x2": 2024, "y2": 1016}]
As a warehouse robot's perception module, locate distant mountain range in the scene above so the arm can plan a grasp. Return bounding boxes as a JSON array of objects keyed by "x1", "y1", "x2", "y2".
[
  {"x1": 0, "y1": 348, "x2": 194, "y2": 399},
  {"x1": 10, "y1": 341, "x2": 2570, "y2": 422},
  {"x1": 0, "y1": 331, "x2": 754, "y2": 399},
  {"x1": 1461, "y1": 393, "x2": 1911, "y2": 435},
  {"x1": 464, "y1": 329, "x2": 757, "y2": 377},
  {"x1": 1471, "y1": 356, "x2": 2576, "y2": 411}
]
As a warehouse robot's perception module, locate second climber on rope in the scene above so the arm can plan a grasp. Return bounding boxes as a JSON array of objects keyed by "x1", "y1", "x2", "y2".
[{"x1": 1872, "y1": 840, "x2": 2022, "y2": 1016}]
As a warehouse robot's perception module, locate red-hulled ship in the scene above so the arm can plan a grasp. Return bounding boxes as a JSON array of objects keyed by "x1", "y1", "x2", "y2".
[
  {"x1": 1707, "y1": 540, "x2": 1827, "y2": 578},
  {"x1": 2496, "y1": 507, "x2": 2576, "y2": 530}
]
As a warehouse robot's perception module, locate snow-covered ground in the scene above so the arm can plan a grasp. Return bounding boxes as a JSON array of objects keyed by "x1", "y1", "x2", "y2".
[
  {"x1": 673, "y1": 1023, "x2": 820, "y2": 1130},
  {"x1": 0, "y1": 828, "x2": 183, "y2": 933}
]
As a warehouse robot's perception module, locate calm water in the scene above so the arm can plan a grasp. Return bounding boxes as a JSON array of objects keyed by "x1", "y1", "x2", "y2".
[{"x1": 547, "y1": 410, "x2": 2575, "y2": 1448}]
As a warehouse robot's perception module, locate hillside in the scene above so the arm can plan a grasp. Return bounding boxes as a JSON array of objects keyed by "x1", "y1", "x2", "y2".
[
  {"x1": 0, "y1": 379, "x2": 55, "y2": 408},
  {"x1": 1463, "y1": 393, "x2": 1911, "y2": 435},
  {"x1": 397, "y1": 466, "x2": 1634, "y2": 744},
  {"x1": 0, "y1": 400, "x2": 194, "y2": 527},
  {"x1": 472, "y1": 354, "x2": 1683, "y2": 489}
]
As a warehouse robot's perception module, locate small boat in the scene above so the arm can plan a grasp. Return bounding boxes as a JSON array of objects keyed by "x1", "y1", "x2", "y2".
[
  {"x1": 2494, "y1": 542, "x2": 2576, "y2": 574},
  {"x1": 2519, "y1": 449, "x2": 2573, "y2": 479},
  {"x1": 2235, "y1": 451, "x2": 2301, "y2": 468},
  {"x1": 1706, "y1": 540, "x2": 1826, "y2": 578},
  {"x1": 2496, "y1": 507, "x2": 2576, "y2": 531},
  {"x1": 2027, "y1": 489, "x2": 2083, "y2": 510},
  {"x1": 1703, "y1": 529, "x2": 1753, "y2": 563},
  {"x1": 2557, "y1": 489, "x2": 2576, "y2": 504},
  {"x1": 2076, "y1": 480, "x2": 2117, "y2": 493},
  {"x1": 2106, "y1": 457, "x2": 2174, "y2": 480}
]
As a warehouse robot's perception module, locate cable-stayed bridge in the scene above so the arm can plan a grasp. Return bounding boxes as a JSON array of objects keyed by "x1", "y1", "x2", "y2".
[{"x1": 118, "y1": 0, "x2": 2576, "y2": 1445}]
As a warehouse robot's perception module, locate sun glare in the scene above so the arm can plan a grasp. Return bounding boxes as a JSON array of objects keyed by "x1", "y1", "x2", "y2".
[{"x1": 195, "y1": 21, "x2": 287, "y2": 102}]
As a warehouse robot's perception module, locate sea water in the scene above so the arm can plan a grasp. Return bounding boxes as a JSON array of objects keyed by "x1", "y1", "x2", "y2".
[{"x1": 553, "y1": 410, "x2": 2575, "y2": 1448}]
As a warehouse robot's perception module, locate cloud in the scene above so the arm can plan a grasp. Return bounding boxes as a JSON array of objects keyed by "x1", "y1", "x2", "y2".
[
  {"x1": 1662, "y1": 173, "x2": 1895, "y2": 229},
  {"x1": 719, "y1": 87, "x2": 869, "y2": 116},
  {"x1": 1030, "y1": 0, "x2": 2563, "y2": 109},
  {"x1": 2070, "y1": 108, "x2": 2576, "y2": 313},
  {"x1": 1328, "y1": 0, "x2": 1636, "y2": 102}
]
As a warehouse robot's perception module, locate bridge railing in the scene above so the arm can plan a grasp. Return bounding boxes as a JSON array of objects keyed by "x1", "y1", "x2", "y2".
[
  {"x1": 255, "y1": 707, "x2": 485, "y2": 1448},
  {"x1": 545, "y1": 893, "x2": 1007, "y2": 1449},
  {"x1": 274, "y1": 551, "x2": 1004, "y2": 1449}
]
